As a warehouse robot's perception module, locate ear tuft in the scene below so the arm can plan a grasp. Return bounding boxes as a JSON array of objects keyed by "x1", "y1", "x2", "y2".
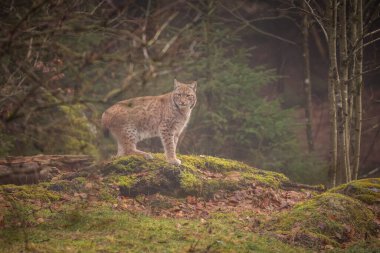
[
  {"x1": 174, "y1": 78, "x2": 180, "y2": 89},
  {"x1": 189, "y1": 81, "x2": 197, "y2": 91}
]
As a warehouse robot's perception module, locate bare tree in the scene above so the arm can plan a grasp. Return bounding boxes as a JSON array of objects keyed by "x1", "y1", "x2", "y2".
[
  {"x1": 352, "y1": 0, "x2": 363, "y2": 180},
  {"x1": 326, "y1": 0, "x2": 339, "y2": 186},
  {"x1": 302, "y1": 0, "x2": 314, "y2": 152}
]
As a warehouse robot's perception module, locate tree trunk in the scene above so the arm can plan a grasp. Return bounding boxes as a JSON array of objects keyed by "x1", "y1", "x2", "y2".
[
  {"x1": 347, "y1": 0, "x2": 357, "y2": 127},
  {"x1": 338, "y1": 0, "x2": 351, "y2": 182},
  {"x1": 352, "y1": 0, "x2": 363, "y2": 180},
  {"x1": 327, "y1": 0, "x2": 339, "y2": 187},
  {"x1": 302, "y1": 0, "x2": 314, "y2": 152}
]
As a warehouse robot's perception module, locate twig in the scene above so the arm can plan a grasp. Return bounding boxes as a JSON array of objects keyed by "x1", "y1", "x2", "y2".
[
  {"x1": 302, "y1": 0, "x2": 328, "y2": 42},
  {"x1": 220, "y1": 3, "x2": 296, "y2": 45},
  {"x1": 160, "y1": 12, "x2": 201, "y2": 57}
]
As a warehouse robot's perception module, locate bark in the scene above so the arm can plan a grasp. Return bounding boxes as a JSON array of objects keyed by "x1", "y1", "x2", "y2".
[
  {"x1": 347, "y1": 0, "x2": 357, "y2": 124},
  {"x1": 327, "y1": 0, "x2": 339, "y2": 187},
  {"x1": 352, "y1": 0, "x2": 363, "y2": 180},
  {"x1": 302, "y1": 0, "x2": 314, "y2": 152},
  {"x1": 338, "y1": 0, "x2": 351, "y2": 182}
]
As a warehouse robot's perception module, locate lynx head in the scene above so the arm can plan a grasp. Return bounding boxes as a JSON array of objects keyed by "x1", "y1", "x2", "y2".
[{"x1": 173, "y1": 79, "x2": 197, "y2": 109}]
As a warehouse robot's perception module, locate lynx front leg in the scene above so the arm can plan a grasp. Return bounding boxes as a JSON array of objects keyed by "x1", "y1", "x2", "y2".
[
  {"x1": 160, "y1": 130, "x2": 181, "y2": 165},
  {"x1": 174, "y1": 132, "x2": 179, "y2": 148}
]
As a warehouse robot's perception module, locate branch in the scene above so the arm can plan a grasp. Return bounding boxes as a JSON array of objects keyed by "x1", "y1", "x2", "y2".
[
  {"x1": 346, "y1": 64, "x2": 380, "y2": 82},
  {"x1": 362, "y1": 36, "x2": 380, "y2": 49},
  {"x1": 220, "y1": 3, "x2": 296, "y2": 45},
  {"x1": 302, "y1": 0, "x2": 328, "y2": 42},
  {"x1": 160, "y1": 12, "x2": 202, "y2": 57},
  {"x1": 1, "y1": 0, "x2": 51, "y2": 52},
  {"x1": 364, "y1": 28, "x2": 380, "y2": 38},
  {"x1": 147, "y1": 11, "x2": 179, "y2": 46}
]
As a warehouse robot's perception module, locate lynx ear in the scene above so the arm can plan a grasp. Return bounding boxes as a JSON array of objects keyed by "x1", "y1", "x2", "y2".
[
  {"x1": 190, "y1": 95, "x2": 197, "y2": 109},
  {"x1": 174, "y1": 79, "x2": 180, "y2": 89},
  {"x1": 189, "y1": 81, "x2": 197, "y2": 91}
]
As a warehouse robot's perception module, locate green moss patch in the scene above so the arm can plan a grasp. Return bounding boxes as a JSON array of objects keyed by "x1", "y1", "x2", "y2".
[
  {"x1": 0, "y1": 206, "x2": 310, "y2": 253},
  {"x1": 0, "y1": 184, "x2": 60, "y2": 202},
  {"x1": 103, "y1": 154, "x2": 290, "y2": 198},
  {"x1": 265, "y1": 192, "x2": 378, "y2": 249},
  {"x1": 329, "y1": 178, "x2": 380, "y2": 205}
]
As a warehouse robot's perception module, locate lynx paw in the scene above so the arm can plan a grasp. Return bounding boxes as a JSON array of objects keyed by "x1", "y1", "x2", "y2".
[
  {"x1": 144, "y1": 153, "x2": 154, "y2": 160},
  {"x1": 168, "y1": 158, "x2": 181, "y2": 166}
]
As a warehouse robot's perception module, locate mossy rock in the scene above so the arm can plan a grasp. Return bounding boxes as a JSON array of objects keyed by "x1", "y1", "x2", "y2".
[
  {"x1": 329, "y1": 178, "x2": 380, "y2": 205},
  {"x1": 266, "y1": 192, "x2": 378, "y2": 249},
  {"x1": 102, "y1": 154, "x2": 290, "y2": 198},
  {"x1": 0, "y1": 184, "x2": 60, "y2": 202}
]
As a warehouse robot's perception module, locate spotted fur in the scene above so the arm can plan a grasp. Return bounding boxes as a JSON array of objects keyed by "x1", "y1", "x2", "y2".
[{"x1": 101, "y1": 79, "x2": 197, "y2": 165}]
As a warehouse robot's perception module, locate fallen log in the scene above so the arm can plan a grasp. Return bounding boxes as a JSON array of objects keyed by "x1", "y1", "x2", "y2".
[
  {"x1": 0, "y1": 155, "x2": 93, "y2": 185},
  {"x1": 281, "y1": 181, "x2": 325, "y2": 192}
]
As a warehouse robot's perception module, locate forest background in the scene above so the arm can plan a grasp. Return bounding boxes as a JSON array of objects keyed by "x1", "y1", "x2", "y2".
[{"x1": 1, "y1": 0, "x2": 379, "y2": 186}]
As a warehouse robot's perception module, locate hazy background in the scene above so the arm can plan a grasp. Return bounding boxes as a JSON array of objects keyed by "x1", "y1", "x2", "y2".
[{"x1": 1, "y1": 0, "x2": 379, "y2": 185}]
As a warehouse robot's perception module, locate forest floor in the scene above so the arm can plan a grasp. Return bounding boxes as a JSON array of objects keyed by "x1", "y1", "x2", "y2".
[{"x1": 0, "y1": 154, "x2": 379, "y2": 252}]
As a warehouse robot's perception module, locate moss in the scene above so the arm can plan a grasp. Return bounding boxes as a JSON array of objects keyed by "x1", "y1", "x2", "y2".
[
  {"x1": 103, "y1": 154, "x2": 172, "y2": 175},
  {"x1": 0, "y1": 185, "x2": 61, "y2": 227},
  {"x1": 45, "y1": 178, "x2": 87, "y2": 194},
  {"x1": 104, "y1": 154, "x2": 290, "y2": 197},
  {"x1": 0, "y1": 184, "x2": 60, "y2": 202},
  {"x1": 266, "y1": 192, "x2": 377, "y2": 248},
  {"x1": 0, "y1": 206, "x2": 311, "y2": 253},
  {"x1": 111, "y1": 175, "x2": 137, "y2": 188},
  {"x1": 73, "y1": 177, "x2": 87, "y2": 184},
  {"x1": 97, "y1": 185, "x2": 118, "y2": 201},
  {"x1": 242, "y1": 170, "x2": 290, "y2": 188},
  {"x1": 329, "y1": 178, "x2": 380, "y2": 205},
  {"x1": 180, "y1": 154, "x2": 253, "y2": 172},
  {"x1": 179, "y1": 170, "x2": 202, "y2": 192}
]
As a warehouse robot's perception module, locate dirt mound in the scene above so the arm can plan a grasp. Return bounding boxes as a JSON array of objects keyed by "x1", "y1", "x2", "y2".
[
  {"x1": 101, "y1": 154, "x2": 293, "y2": 197},
  {"x1": 329, "y1": 178, "x2": 380, "y2": 205},
  {"x1": 265, "y1": 186, "x2": 380, "y2": 250}
]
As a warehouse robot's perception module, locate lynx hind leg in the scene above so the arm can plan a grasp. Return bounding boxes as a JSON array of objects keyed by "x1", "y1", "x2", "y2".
[
  {"x1": 132, "y1": 148, "x2": 154, "y2": 160},
  {"x1": 113, "y1": 128, "x2": 153, "y2": 160}
]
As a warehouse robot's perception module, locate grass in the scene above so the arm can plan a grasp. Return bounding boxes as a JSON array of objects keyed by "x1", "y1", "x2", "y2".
[{"x1": 0, "y1": 206, "x2": 310, "y2": 253}]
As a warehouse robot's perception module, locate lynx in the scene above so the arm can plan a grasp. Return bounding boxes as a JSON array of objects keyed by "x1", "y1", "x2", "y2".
[{"x1": 101, "y1": 79, "x2": 197, "y2": 165}]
